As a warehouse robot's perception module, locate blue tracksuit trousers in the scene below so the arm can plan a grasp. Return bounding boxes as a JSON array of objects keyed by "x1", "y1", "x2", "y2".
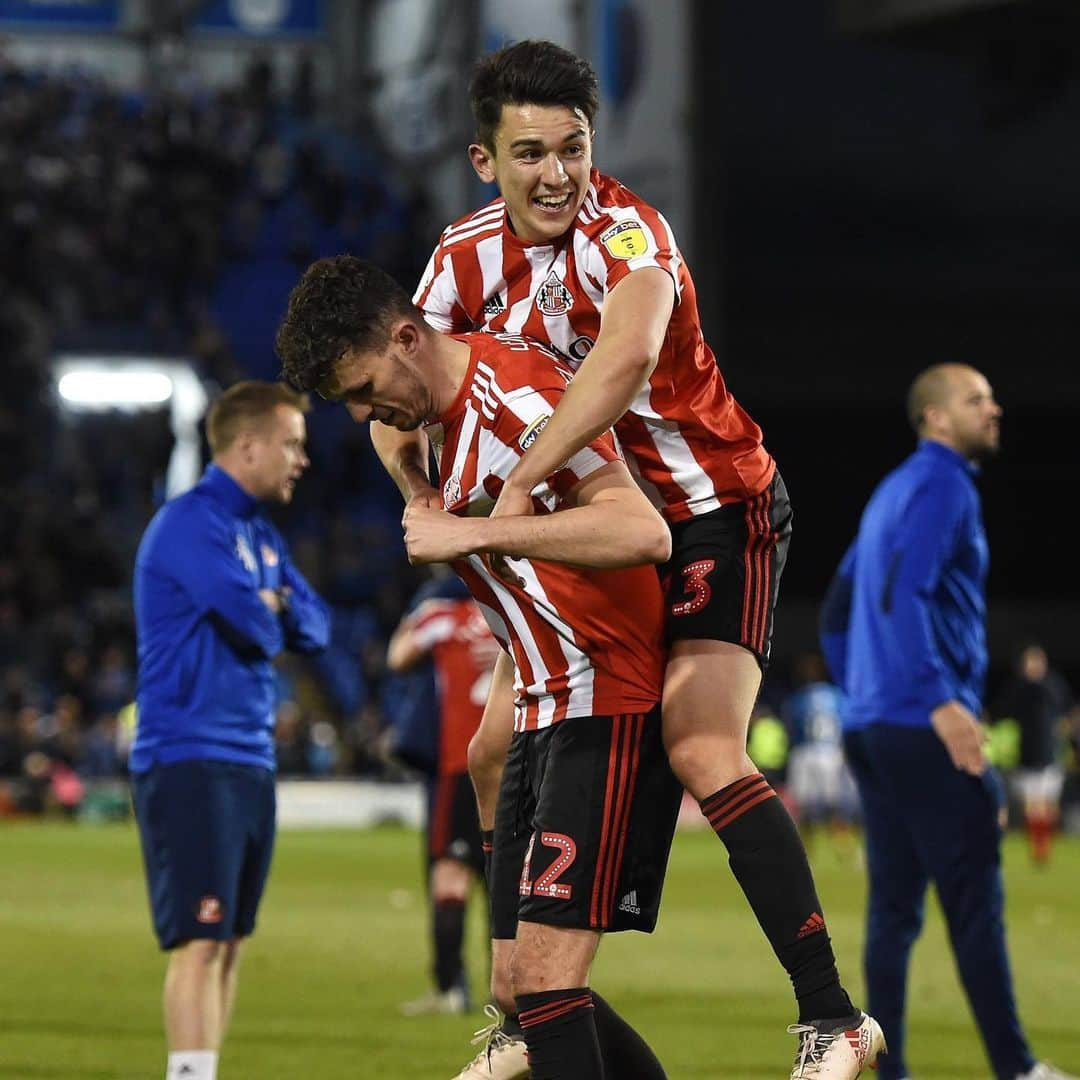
[{"x1": 843, "y1": 725, "x2": 1035, "y2": 1080}]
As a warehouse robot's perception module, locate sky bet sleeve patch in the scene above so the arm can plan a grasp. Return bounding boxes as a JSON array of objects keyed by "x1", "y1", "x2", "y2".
[
  {"x1": 518, "y1": 413, "x2": 551, "y2": 451},
  {"x1": 600, "y1": 219, "x2": 649, "y2": 260}
]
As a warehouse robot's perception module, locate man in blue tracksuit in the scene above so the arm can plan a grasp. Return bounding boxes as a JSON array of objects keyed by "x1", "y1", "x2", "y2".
[
  {"x1": 820, "y1": 364, "x2": 1074, "y2": 1080},
  {"x1": 131, "y1": 380, "x2": 330, "y2": 1080}
]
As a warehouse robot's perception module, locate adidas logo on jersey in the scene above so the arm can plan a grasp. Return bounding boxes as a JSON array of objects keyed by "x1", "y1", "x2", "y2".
[
  {"x1": 483, "y1": 293, "x2": 505, "y2": 316},
  {"x1": 618, "y1": 889, "x2": 641, "y2": 916}
]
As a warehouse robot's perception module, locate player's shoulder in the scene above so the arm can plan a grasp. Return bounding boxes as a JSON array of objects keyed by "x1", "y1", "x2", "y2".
[
  {"x1": 577, "y1": 171, "x2": 663, "y2": 235},
  {"x1": 572, "y1": 171, "x2": 678, "y2": 266},
  {"x1": 435, "y1": 192, "x2": 506, "y2": 251},
  {"x1": 467, "y1": 331, "x2": 573, "y2": 398}
]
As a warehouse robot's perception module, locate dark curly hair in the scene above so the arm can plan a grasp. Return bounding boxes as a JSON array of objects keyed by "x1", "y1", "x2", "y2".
[
  {"x1": 470, "y1": 39, "x2": 599, "y2": 151},
  {"x1": 275, "y1": 256, "x2": 419, "y2": 394}
]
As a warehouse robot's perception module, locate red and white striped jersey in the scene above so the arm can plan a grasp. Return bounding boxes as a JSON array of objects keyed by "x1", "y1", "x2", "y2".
[
  {"x1": 427, "y1": 332, "x2": 665, "y2": 732},
  {"x1": 414, "y1": 169, "x2": 775, "y2": 522},
  {"x1": 406, "y1": 596, "x2": 499, "y2": 775}
]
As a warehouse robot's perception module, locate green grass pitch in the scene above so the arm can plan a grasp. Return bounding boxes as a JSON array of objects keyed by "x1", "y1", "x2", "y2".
[{"x1": 1, "y1": 821, "x2": 1077, "y2": 1078}]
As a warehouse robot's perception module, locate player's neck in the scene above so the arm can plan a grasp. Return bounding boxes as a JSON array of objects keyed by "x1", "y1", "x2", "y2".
[{"x1": 429, "y1": 333, "x2": 473, "y2": 416}]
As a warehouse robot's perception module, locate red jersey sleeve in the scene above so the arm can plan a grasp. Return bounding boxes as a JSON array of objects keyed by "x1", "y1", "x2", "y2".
[{"x1": 585, "y1": 200, "x2": 685, "y2": 304}]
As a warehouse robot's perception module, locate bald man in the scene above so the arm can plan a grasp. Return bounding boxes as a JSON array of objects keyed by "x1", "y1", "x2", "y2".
[{"x1": 820, "y1": 365, "x2": 1074, "y2": 1080}]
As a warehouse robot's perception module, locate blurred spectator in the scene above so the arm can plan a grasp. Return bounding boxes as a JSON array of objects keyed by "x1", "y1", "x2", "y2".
[
  {"x1": 780, "y1": 651, "x2": 860, "y2": 856},
  {"x1": 991, "y1": 642, "x2": 1075, "y2": 864}
]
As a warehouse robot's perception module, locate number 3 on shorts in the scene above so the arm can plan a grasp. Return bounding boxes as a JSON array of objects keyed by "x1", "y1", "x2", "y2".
[{"x1": 672, "y1": 559, "x2": 716, "y2": 617}]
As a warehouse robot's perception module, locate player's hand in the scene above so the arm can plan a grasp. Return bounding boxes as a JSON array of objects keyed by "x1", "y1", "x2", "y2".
[
  {"x1": 930, "y1": 700, "x2": 987, "y2": 776},
  {"x1": 485, "y1": 479, "x2": 533, "y2": 585},
  {"x1": 402, "y1": 503, "x2": 476, "y2": 564}
]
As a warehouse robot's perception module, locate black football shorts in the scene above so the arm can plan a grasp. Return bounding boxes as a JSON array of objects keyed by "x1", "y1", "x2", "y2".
[{"x1": 489, "y1": 706, "x2": 682, "y2": 939}]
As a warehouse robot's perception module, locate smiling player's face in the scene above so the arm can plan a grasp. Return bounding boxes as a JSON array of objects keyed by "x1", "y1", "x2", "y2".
[{"x1": 469, "y1": 104, "x2": 594, "y2": 245}]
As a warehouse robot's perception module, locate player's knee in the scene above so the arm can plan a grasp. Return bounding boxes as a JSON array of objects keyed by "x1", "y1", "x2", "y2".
[
  {"x1": 171, "y1": 937, "x2": 227, "y2": 975},
  {"x1": 431, "y1": 858, "x2": 472, "y2": 902}
]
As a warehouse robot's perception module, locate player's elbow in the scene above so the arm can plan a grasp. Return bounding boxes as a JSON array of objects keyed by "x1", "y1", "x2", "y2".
[{"x1": 632, "y1": 513, "x2": 672, "y2": 565}]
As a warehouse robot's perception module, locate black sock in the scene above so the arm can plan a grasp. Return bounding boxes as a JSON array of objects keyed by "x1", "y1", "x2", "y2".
[
  {"x1": 592, "y1": 990, "x2": 666, "y2": 1078},
  {"x1": 701, "y1": 773, "x2": 853, "y2": 1022},
  {"x1": 501, "y1": 1012, "x2": 523, "y2": 1040},
  {"x1": 433, "y1": 898, "x2": 466, "y2": 992},
  {"x1": 481, "y1": 829, "x2": 495, "y2": 888},
  {"x1": 517, "y1": 987, "x2": 603, "y2": 1079}
]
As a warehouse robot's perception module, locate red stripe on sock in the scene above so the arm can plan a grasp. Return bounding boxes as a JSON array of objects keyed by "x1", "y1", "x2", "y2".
[
  {"x1": 519, "y1": 994, "x2": 594, "y2": 1028},
  {"x1": 709, "y1": 787, "x2": 777, "y2": 831}
]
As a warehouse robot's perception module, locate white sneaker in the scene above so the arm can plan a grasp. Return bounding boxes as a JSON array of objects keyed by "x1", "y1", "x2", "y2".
[
  {"x1": 1018, "y1": 1065, "x2": 1079, "y2": 1080},
  {"x1": 449, "y1": 1004, "x2": 530, "y2": 1080},
  {"x1": 400, "y1": 985, "x2": 468, "y2": 1016},
  {"x1": 788, "y1": 1011, "x2": 887, "y2": 1078}
]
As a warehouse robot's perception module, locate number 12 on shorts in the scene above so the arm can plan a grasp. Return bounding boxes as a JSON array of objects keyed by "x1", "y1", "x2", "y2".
[{"x1": 519, "y1": 831, "x2": 578, "y2": 900}]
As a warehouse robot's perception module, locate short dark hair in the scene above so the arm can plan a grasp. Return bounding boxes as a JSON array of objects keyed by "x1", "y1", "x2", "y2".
[
  {"x1": 206, "y1": 381, "x2": 308, "y2": 455},
  {"x1": 469, "y1": 39, "x2": 599, "y2": 151},
  {"x1": 275, "y1": 256, "x2": 419, "y2": 394}
]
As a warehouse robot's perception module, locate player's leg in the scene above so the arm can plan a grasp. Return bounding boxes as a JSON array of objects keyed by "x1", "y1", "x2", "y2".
[
  {"x1": 163, "y1": 939, "x2": 227, "y2": 1051},
  {"x1": 132, "y1": 760, "x2": 250, "y2": 1080},
  {"x1": 845, "y1": 727, "x2": 926, "y2": 1080},
  {"x1": 225, "y1": 763, "x2": 276, "y2": 1046},
  {"x1": 450, "y1": 735, "x2": 531, "y2": 1080},
  {"x1": 662, "y1": 476, "x2": 882, "y2": 1077},
  {"x1": 218, "y1": 939, "x2": 243, "y2": 1041},
  {"x1": 513, "y1": 710, "x2": 678, "y2": 1079},
  {"x1": 468, "y1": 650, "x2": 515, "y2": 837},
  {"x1": 512, "y1": 922, "x2": 604, "y2": 1079},
  {"x1": 663, "y1": 479, "x2": 856, "y2": 1021},
  {"x1": 406, "y1": 772, "x2": 480, "y2": 1015},
  {"x1": 897, "y1": 729, "x2": 1036, "y2": 1079}
]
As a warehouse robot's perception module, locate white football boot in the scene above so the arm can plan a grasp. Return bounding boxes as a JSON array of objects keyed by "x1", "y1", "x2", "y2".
[
  {"x1": 788, "y1": 1011, "x2": 887, "y2": 1078},
  {"x1": 449, "y1": 1005, "x2": 530, "y2": 1080}
]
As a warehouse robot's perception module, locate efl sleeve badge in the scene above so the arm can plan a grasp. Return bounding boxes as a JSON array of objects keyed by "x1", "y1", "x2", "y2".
[{"x1": 600, "y1": 219, "x2": 649, "y2": 260}]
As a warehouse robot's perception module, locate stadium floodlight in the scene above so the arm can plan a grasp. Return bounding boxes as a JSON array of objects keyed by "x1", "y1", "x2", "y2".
[
  {"x1": 53, "y1": 355, "x2": 209, "y2": 498},
  {"x1": 58, "y1": 369, "x2": 174, "y2": 407}
]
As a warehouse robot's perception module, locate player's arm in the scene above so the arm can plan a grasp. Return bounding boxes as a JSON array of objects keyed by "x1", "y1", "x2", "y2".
[
  {"x1": 469, "y1": 648, "x2": 516, "y2": 831},
  {"x1": 171, "y1": 511, "x2": 285, "y2": 659},
  {"x1": 890, "y1": 479, "x2": 986, "y2": 775},
  {"x1": 403, "y1": 459, "x2": 670, "y2": 569},
  {"x1": 278, "y1": 553, "x2": 331, "y2": 654},
  {"x1": 370, "y1": 424, "x2": 438, "y2": 505},
  {"x1": 818, "y1": 542, "x2": 856, "y2": 689},
  {"x1": 386, "y1": 618, "x2": 428, "y2": 672},
  {"x1": 495, "y1": 267, "x2": 674, "y2": 510}
]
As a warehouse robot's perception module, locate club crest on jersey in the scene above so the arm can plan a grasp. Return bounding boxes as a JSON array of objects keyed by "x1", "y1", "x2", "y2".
[
  {"x1": 519, "y1": 414, "x2": 550, "y2": 451},
  {"x1": 600, "y1": 219, "x2": 649, "y2": 260},
  {"x1": 483, "y1": 292, "x2": 506, "y2": 316},
  {"x1": 235, "y1": 533, "x2": 257, "y2": 572},
  {"x1": 443, "y1": 471, "x2": 462, "y2": 508},
  {"x1": 535, "y1": 271, "x2": 574, "y2": 316}
]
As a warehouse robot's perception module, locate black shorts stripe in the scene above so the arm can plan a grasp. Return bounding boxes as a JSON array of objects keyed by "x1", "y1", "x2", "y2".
[{"x1": 591, "y1": 713, "x2": 645, "y2": 930}]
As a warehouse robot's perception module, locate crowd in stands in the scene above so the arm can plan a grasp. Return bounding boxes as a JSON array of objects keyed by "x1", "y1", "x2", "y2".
[{"x1": 0, "y1": 48, "x2": 431, "y2": 817}]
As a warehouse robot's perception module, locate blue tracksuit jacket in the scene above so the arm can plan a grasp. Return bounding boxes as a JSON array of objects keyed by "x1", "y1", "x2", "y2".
[
  {"x1": 819, "y1": 440, "x2": 989, "y2": 728},
  {"x1": 131, "y1": 464, "x2": 330, "y2": 772}
]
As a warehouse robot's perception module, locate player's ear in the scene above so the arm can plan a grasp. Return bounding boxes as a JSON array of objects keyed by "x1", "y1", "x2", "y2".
[
  {"x1": 468, "y1": 142, "x2": 496, "y2": 184},
  {"x1": 394, "y1": 318, "x2": 423, "y2": 355}
]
